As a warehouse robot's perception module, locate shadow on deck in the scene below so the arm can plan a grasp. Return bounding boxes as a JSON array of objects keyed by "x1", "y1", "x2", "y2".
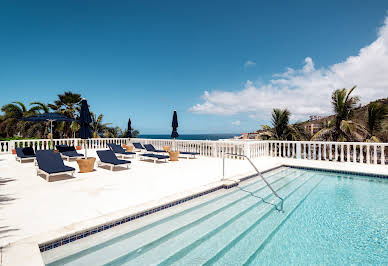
[{"x1": 0, "y1": 177, "x2": 18, "y2": 242}]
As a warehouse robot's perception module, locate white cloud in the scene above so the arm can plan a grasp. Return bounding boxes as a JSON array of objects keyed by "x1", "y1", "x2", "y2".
[
  {"x1": 190, "y1": 16, "x2": 388, "y2": 121},
  {"x1": 232, "y1": 120, "x2": 241, "y2": 126},
  {"x1": 244, "y1": 60, "x2": 256, "y2": 68}
]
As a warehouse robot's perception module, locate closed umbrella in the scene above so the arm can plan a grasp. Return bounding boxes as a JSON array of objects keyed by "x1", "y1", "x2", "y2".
[
  {"x1": 127, "y1": 118, "x2": 132, "y2": 138},
  {"x1": 21, "y1": 113, "x2": 75, "y2": 148},
  {"x1": 78, "y1": 99, "x2": 93, "y2": 158},
  {"x1": 171, "y1": 110, "x2": 179, "y2": 150}
]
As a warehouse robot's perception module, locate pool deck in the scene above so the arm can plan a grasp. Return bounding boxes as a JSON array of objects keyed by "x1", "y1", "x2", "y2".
[{"x1": 1, "y1": 150, "x2": 387, "y2": 265}]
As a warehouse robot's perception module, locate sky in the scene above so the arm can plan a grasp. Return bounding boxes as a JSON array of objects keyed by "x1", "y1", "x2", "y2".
[{"x1": 1, "y1": 1, "x2": 388, "y2": 134}]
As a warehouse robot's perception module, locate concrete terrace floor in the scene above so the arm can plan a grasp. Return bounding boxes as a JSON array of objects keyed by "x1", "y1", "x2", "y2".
[
  {"x1": 1, "y1": 150, "x2": 387, "y2": 248},
  {"x1": 0, "y1": 150, "x2": 275, "y2": 247}
]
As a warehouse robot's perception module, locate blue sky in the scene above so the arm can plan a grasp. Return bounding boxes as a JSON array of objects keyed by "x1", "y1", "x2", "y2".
[{"x1": 1, "y1": 1, "x2": 388, "y2": 134}]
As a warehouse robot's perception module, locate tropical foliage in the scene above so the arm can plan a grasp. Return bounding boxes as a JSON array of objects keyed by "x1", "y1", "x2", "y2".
[
  {"x1": 261, "y1": 109, "x2": 309, "y2": 141},
  {"x1": 312, "y1": 86, "x2": 368, "y2": 141},
  {"x1": 260, "y1": 86, "x2": 387, "y2": 142},
  {"x1": 0, "y1": 91, "x2": 138, "y2": 139},
  {"x1": 366, "y1": 102, "x2": 388, "y2": 140}
]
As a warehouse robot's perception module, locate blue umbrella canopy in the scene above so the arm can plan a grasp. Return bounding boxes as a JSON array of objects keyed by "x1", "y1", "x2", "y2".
[
  {"x1": 171, "y1": 110, "x2": 179, "y2": 139},
  {"x1": 78, "y1": 99, "x2": 92, "y2": 140},
  {"x1": 21, "y1": 113, "x2": 75, "y2": 144},
  {"x1": 22, "y1": 113, "x2": 75, "y2": 122}
]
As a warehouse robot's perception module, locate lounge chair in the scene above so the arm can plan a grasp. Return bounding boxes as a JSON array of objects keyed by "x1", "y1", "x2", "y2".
[
  {"x1": 143, "y1": 144, "x2": 167, "y2": 154},
  {"x1": 107, "y1": 143, "x2": 136, "y2": 159},
  {"x1": 56, "y1": 145, "x2": 84, "y2": 161},
  {"x1": 132, "y1": 142, "x2": 145, "y2": 152},
  {"x1": 139, "y1": 153, "x2": 169, "y2": 163},
  {"x1": 96, "y1": 150, "x2": 131, "y2": 170},
  {"x1": 144, "y1": 144, "x2": 199, "y2": 159},
  {"x1": 15, "y1": 147, "x2": 36, "y2": 163},
  {"x1": 177, "y1": 151, "x2": 200, "y2": 159},
  {"x1": 35, "y1": 151, "x2": 75, "y2": 181}
]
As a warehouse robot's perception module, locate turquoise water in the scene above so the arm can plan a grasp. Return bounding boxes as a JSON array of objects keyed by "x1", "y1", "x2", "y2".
[{"x1": 47, "y1": 168, "x2": 388, "y2": 265}]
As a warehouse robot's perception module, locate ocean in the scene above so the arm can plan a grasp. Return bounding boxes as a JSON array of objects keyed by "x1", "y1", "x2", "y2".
[{"x1": 137, "y1": 134, "x2": 239, "y2": 141}]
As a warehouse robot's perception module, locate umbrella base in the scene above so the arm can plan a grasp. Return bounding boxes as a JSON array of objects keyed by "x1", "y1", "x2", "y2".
[
  {"x1": 126, "y1": 146, "x2": 134, "y2": 152},
  {"x1": 168, "y1": 151, "x2": 179, "y2": 161},
  {"x1": 163, "y1": 146, "x2": 171, "y2": 152},
  {"x1": 76, "y1": 157, "x2": 96, "y2": 173}
]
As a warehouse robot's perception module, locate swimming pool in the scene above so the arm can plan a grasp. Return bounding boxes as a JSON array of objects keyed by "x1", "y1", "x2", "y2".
[{"x1": 44, "y1": 167, "x2": 388, "y2": 265}]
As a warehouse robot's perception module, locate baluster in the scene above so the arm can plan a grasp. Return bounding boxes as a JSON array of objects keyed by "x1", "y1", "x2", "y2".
[
  {"x1": 340, "y1": 144, "x2": 344, "y2": 162},
  {"x1": 360, "y1": 145, "x2": 364, "y2": 163},
  {"x1": 346, "y1": 144, "x2": 350, "y2": 162},
  {"x1": 322, "y1": 143, "x2": 326, "y2": 160},
  {"x1": 328, "y1": 143, "x2": 332, "y2": 160},
  {"x1": 366, "y1": 145, "x2": 370, "y2": 164},
  {"x1": 317, "y1": 143, "x2": 321, "y2": 160},
  {"x1": 312, "y1": 143, "x2": 316, "y2": 160},
  {"x1": 381, "y1": 145, "x2": 385, "y2": 165},
  {"x1": 287, "y1": 143, "x2": 290, "y2": 157},
  {"x1": 373, "y1": 145, "x2": 377, "y2": 165}
]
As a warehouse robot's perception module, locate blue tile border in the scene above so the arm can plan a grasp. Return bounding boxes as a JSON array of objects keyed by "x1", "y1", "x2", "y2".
[
  {"x1": 285, "y1": 165, "x2": 388, "y2": 179},
  {"x1": 39, "y1": 184, "x2": 232, "y2": 252}
]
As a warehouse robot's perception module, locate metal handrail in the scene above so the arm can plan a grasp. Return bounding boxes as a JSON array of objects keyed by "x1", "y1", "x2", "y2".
[{"x1": 222, "y1": 153, "x2": 284, "y2": 212}]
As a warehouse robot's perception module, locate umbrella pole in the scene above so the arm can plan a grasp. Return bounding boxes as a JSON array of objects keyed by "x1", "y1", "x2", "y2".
[
  {"x1": 84, "y1": 139, "x2": 88, "y2": 159},
  {"x1": 50, "y1": 120, "x2": 53, "y2": 149}
]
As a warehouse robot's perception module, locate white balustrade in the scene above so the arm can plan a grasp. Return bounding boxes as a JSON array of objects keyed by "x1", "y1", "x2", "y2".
[
  {"x1": 1, "y1": 138, "x2": 387, "y2": 165},
  {"x1": 266, "y1": 141, "x2": 387, "y2": 165}
]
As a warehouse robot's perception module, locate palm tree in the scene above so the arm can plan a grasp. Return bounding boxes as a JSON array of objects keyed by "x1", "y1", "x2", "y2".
[
  {"x1": 49, "y1": 91, "x2": 82, "y2": 118},
  {"x1": 91, "y1": 113, "x2": 112, "y2": 138},
  {"x1": 0, "y1": 101, "x2": 40, "y2": 137},
  {"x1": 313, "y1": 86, "x2": 367, "y2": 141},
  {"x1": 104, "y1": 126, "x2": 123, "y2": 138},
  {"x1": 49, "y1": 91, "x2": 82, "y2": 137},
  {"x1": 30, "y1": 102, "x2": 50, "y2": 114},
  {"x1": 260, "y1": 109, "x2": 306, "y2": 140},
  {"x1": 271, "y1": 108, "x2": 291, "y2": 140},
  {"x1": 366, "y1": 102, "x2": 388, "y2": 140},
  {"x1": 332, "y1": 86, "x2": 360, "y2": 140},
  {"x1": 70, "y1": 121, "x2": 80, "y2": 138}
]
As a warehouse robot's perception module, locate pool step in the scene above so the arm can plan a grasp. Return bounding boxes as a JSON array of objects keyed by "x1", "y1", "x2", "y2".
[
  {"x1": 208, "y1": 175, "x2": 324, "y2": 266},
  {"x1": 110, "y1": 171, "x2": 311, "y2": 265},
  {"x1": 162, "y1": 173, "x2": 315, "y2": 266},
  {"x1": 49, "y1": 168, "x2": 301, "y2": 266}
]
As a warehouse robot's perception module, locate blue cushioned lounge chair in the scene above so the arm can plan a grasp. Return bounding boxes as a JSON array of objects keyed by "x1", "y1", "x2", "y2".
[
  {"x1": 107, "y1": 143, "x2": 136, "y2": 159},
  {"x1": 144, "y1": 144, "x2": 167, "y2": 154},
  {"x1": 97, "y1": 150, "x2": 131, "y2": 170},
  {"x1": 139, "y1": 153, "x2": 169, "y2": 163},
  {"x1": 178, "y1": 150, "x2": 200, "y2": 159},
  {"x1": 132, "y1": 142, "x2": 145, "y2": 152},
  {"x1": 145, "y1": 144, "x2": 199, "y2": 159},
  {"x1": 36, "y1": 151, "x2": 75, "y2": 181},
  {"x1": 56, "y1": 145, "x2": 84, "y2": 161},
  {"x1": 15, "y1": 147, "x2": 36, "y2": 163}
]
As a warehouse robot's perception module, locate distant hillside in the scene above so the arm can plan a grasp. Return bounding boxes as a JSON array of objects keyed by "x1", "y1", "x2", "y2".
[{"x1": 352, "y1": 97, "x2": 388, "y2": 141}]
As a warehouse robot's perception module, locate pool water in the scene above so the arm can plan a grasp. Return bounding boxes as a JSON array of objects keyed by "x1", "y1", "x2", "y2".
[{"x1": 47, "y1": 167, "x2": 388, "y2": 265}]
